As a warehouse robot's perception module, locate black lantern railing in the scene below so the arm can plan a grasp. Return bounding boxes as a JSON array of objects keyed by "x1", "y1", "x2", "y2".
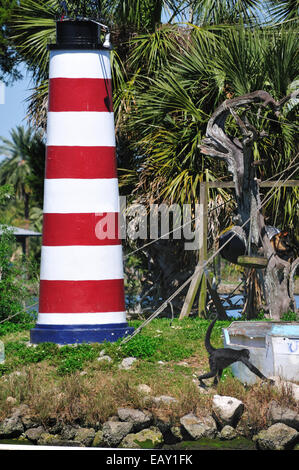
[{"x1": 49, "y1": 0, "x2": 111, "y2": 50}]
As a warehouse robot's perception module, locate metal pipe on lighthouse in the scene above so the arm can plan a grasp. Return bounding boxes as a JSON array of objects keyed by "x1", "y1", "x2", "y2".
[{"x1": 30, "y1": 18, "x2": 134, "y2": 344}]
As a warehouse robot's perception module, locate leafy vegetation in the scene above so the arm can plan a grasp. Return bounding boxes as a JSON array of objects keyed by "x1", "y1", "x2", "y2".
[
  {"x1": 0, "y1": 0, "x2": 22, "y2": 83},
  {"x1": 0, "y1": 318, "x2": 298, "y2": 432},
  {"x1": 0, "y1": 317, "x2": 228, "y2": 376},
  {"x1": 0, "y1": 186, "x2": 36, "y2": 324},
  {"x1": 0, "y1": 1, "x2": 298, "y2": 321},
  {"x1": 0, "y1": 126, "x2": 46, "y2": 222}
]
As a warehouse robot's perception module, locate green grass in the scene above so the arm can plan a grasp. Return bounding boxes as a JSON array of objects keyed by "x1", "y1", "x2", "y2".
[
  {"x1": 0, "y1": 317, "x2": 229, "y2": 376},
  {"x1": 0, "y1": 317, "x2": 297, "y2": 431},
  {"x1": 0, "y1": 315, "x2": 35, "y2": 337}
]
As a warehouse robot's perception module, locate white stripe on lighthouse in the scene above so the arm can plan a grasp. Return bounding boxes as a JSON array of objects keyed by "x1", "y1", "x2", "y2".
[
  {"x1": 40, "y1": 245, "x2": 124, "y2": 281},
  {"x1": 37, "y1": 312, "x2": 127, "y2": 325},
  {"x1": 49, "y1": 50, "x2": 111, "y2": 79},
  {"x1": 47, "y1": 112, "x2": 116, "y2": 147},
  {"x1": 43, "y1": 178, "x2": 120, "y2": 213}
]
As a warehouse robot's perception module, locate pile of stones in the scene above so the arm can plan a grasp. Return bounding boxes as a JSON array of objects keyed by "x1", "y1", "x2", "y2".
[{"x1": 1, "y1": 386, "x2": 299, "y2": 450}]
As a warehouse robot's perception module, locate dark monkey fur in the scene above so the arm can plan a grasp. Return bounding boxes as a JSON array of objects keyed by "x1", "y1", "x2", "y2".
[{"x1": 198, "y1": 318, "x2": 273, "y2": 387}]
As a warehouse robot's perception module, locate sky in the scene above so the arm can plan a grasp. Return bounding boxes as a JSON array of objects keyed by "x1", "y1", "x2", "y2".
[{"x1": 0, "y1": 63, "x2": 34, "y2": 161}]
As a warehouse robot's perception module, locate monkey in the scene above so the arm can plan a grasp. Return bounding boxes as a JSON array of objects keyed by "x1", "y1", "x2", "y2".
[{"x1": 198, "y1": 317, "x2": 274, "y2": 388}]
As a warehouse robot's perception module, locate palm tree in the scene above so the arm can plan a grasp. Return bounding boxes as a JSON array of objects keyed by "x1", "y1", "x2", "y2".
[
  {"x1": 7, "y1": 1, "x2": 298, "y2": 313},
  {"x1": 124, "y1": 24, "x2": 298, "y2": 213},
  {"x1": 8, "y1": 0, "x2": 186, "y2": 128},
  {"x1": 188, "y1": 0, "x2": 263, "y2": 25},
  {"x1": 0, "y1": 125, "x2": 45, "y2": 222},
  {"x1": 267, "y1": 0, "x2": 299, "y2": 24}
]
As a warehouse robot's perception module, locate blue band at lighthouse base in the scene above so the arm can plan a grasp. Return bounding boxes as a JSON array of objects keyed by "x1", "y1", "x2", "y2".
[{"x1": 30, "y1": 323, "x2": 134, "y2": 345}]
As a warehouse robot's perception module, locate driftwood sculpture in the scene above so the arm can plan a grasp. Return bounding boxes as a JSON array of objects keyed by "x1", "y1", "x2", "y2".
[{"x1": 200, "y1": 90, "x2": 299, "y2": 319}]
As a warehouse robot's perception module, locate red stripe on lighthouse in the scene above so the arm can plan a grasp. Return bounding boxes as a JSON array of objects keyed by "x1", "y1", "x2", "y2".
[
  {"x1": 45, "y1": 146, "x2": 117, "y2": 179},
  {"x1": 48, "y1": 78, "x2": 113, "y2": 112},
  {"x1": 39, "y1": 279, "x2": 126, "y2": 313},
  {"x1": 42, "y1": 213, "x2": 121, "y2": 246}
]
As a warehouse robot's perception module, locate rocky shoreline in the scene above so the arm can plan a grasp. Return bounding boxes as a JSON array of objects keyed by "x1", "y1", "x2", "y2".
[{"x1": 1, "y1": 379, "x2": 299, "y2": 450}]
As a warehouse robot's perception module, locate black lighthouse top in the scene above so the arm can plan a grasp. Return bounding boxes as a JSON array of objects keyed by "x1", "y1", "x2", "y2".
[{"x1": 48, "y1": 1, "x2": 111, "y2": 50}]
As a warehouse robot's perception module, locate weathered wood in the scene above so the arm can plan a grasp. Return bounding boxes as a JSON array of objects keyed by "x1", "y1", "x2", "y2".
[
  {"x1": 208, "y1": 180, "x2": 299, "y2": 189},
  {"x1": 179, "y1": 182, "x2": 208, "y2": 319},
  {"x1": 179, "y1": 265, "x2": 204, "y2": 319},
  {"x1": 198, "y1": 182, "x2": 208, "y2": 318},
  {"x1": 237, "y1": 256, "x2": 268, "y2": 269},
  {"x1": 199, "y1": 89, "x2": 299, "y2": 319}
]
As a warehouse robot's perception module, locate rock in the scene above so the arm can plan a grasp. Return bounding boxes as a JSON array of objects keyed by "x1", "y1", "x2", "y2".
[
  {"x1": 37, "y1": 432, "x2": 60, "y2": 446},
  {"x1": 118, "y1": 357, "x2": 137, "y2": 370},
  {"x1": 156, "y1": 417, "x2": 183, "y2": 444},
  {"x1": 102, "y1": 421, "x2": 134, "y2": 447},
  {"x1": 180, "y1": 413, "x2": 217, "y2": 440},
  {"x1": 137, "y1": 384, "x2": 152, "y2": 395},
  {"x1": 267, "y1": 401, "x2": 299, "y2": 431},
  {"x1": 10, "y1": 404, "x2": 39, "y2": 430},
  {"x1": 170, "y1": 426, "x2": 184, "y2": 443},
  {"x1": 97, "y1": 355, "x2": 112, "y2": 363},
  {"x1": 0, "y1": 415, "x2": 24, "y2": 438},
  {"x1": 42, "y1": 415, "x2": 63, "y2": 434},
  {"x1": 117, "y1": 407, "x2": 152, "y2": 431},
  {"x1": 253, "y1": 423, "x2": 299, "y2": 450},
  {"x1": 92, "y1": 430, "x2": 105, "y2": 447},
  {"x1": 6, "y1": 396, "x2": 17, "y2": 405},
  {"x1": 11, "y1": 404, "x2": 30, "y2": 418},
  {"x1": 152, "y1": 395, "x2": 178, "y2": 406},
  {"x1": 74, "y1": 427, "x2": 96, "y2": 447},
  {"x1": 61, "y1": 424, "x2": 78, "y2": 440},
  {"x1": 25, "y1": 426, "x2": 46, "y2": 443},
  {"x1": 12, "y1": 406, "x2": 39, "y2": 430},
  {"x1": 47, "y1": 419, "x2": 63, "y2": 434},
  {"x1": 212, "y1": 395, "x2": 244, "y2": 428},
  {"x1": 21, "y1": 413, "x2": 40, "y2": 430},
  {"x1": 119, "y1": 427, "x2": 164, "y2": 449},
  {"x1": 220, "y1": 425, "x2": 238, "y2": 440},
  {"x1": 37, "y1": 432, "x2": 84, "y2": 447}
]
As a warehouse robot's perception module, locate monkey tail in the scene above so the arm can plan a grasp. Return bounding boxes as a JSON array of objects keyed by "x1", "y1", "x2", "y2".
[{"x1": 205, "y1": 317, "x2": 217, "y2": 354}]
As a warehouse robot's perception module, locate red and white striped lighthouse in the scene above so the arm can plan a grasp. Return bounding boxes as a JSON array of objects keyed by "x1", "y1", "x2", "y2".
[{"x1": 30, "y1": 19, "x2": 133, "y2": 344}]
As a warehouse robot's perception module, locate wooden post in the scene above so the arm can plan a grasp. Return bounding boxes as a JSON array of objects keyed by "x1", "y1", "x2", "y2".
[
  {"x1": 198, "y1": 182, "x2": 208, "y2": 317},
  {"x1": 178, "y1": 264, "x2": 204, "y2": 319},
  {"x1": 179, "y1": 182, "x2": 208, "y2": 319}
]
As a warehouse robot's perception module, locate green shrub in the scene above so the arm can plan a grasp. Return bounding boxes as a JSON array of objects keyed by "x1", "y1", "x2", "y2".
[
  {"x1": 4, "y1": 341, "x2": 58, "y2": 364},
  {"x1": 56, "y1": 344, "x2": 100, "y2": 375},
  {"x1": 56, "y1": 356, "x2": 85, "y2": 375},
  {"x1": 0, "y1": 314, "x2": 35, "y2": 336},
  {"x1": 281, "y1": 310, "x2": 298, "y2": 322},
  {"x1": 0, "y1": 227, "x2": 33, "y2": 323},
  {"x1": 121, "y1": 334, "x2": 161, "y2": 359}
]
